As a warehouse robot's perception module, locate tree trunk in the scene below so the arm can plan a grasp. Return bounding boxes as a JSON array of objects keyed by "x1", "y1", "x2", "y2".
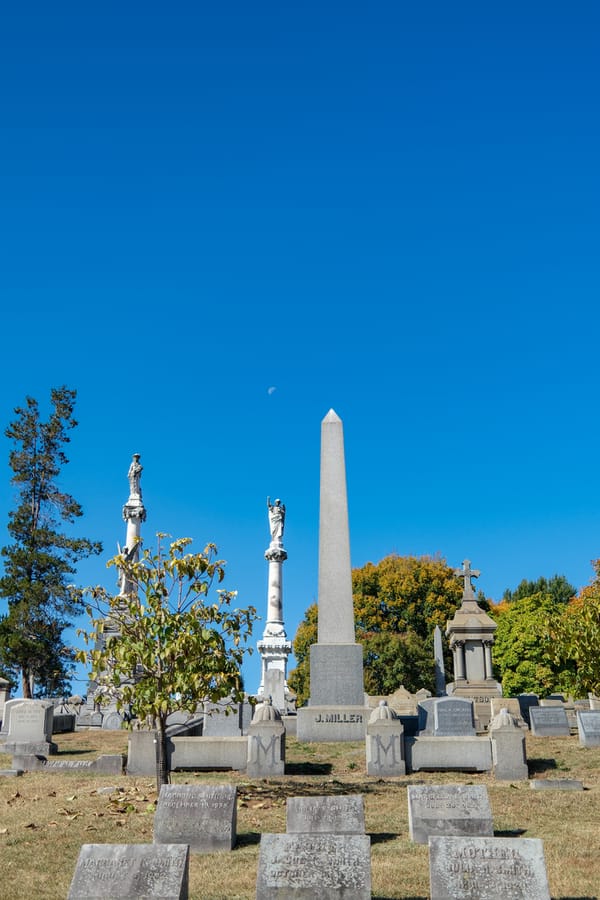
[
  {"x1": 154, "y1": 717, "x2": 170, "y2": 794},
  {"x1": 22, "y1": 669, "x2": 32, "y2": 699}
]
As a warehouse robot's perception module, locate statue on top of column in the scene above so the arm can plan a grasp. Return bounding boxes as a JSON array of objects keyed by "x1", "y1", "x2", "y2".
[
  {"x1": 267, "y1": 497, "x2": 285, "y2": 542},
  {"x1": 128, "y1": 453, "x2": 143, "y2": 498}
]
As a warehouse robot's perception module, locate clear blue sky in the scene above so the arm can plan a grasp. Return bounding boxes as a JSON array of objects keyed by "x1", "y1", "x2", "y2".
[{"x1": 1, "y1": 3, "x2": 599, "y2": 696}]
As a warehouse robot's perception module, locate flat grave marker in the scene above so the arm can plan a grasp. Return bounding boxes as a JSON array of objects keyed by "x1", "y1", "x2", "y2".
[
  {"x1": 256, "y1": 833, "x2": 371, "y2": 899},
  {"x1": 407, "y1": 784, "x2": 493, "y2": 844},
  {"x1": 67, "y1": 843, "x2": 189, "y2": 899},
  {"x1": 153, "y1": 784, "x2": 236, "y2": 852},
  {"x1": 429, "y1": 835, "x2": 551, "y2": 899}
]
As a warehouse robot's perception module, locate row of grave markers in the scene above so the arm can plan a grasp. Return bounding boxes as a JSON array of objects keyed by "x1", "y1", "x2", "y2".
[{"x1": 68, "y1": 782, "x2": 553, "y2": 898}]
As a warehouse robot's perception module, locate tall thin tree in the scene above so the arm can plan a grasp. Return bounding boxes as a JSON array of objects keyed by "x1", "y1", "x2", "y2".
[{"x1": 0, "y1": 387, "x2": 102, "y2": 697}]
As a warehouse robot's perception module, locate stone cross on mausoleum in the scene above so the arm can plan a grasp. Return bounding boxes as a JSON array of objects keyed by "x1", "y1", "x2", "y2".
[{"x1": 454, "y1": 559, "x2": 480, "y2": 602}]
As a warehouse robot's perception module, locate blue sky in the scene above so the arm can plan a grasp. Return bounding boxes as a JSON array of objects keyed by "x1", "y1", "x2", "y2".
[{"x1": 1, "y1": 3, "x2": 599, "y2": 695}]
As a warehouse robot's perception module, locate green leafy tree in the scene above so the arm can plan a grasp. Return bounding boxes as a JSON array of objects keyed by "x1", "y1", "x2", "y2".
[
  {"x1": 490, "y1": 593, "x2": 564, "y2": 696},
  {"x1": 491, "y1": 573, "x2": 576, "y2": 696},
  {"x1": 76, "y1": 536, "x2": 257, "y2": 791},
  {"x1": 502, "y1": 574, "x2": 575, "y2": 605},
  {"x1": 288, "y1": 554, "x2": 465, "y2": 705},
  {"x1": 549, "y1": 560, "x2": 600, "y2": 696},
  {"x1": 0, "y1": 387, "x2": 102, "y2": 697}
]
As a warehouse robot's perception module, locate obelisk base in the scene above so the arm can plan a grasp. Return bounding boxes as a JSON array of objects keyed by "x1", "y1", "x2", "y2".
[
  {"x1": 297, "y1": 705, "x2": 368, "y2": 742},
  {"x1": 296, "y1": 644, "x2": 367, "y2": 741}
]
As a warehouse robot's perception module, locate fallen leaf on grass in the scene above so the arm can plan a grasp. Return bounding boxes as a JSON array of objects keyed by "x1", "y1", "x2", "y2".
[
  {"x1": 23, "y1": 823, "x2": 37, "y2": 829},
  {"x1": 47, "y1": 822, "x2": 58, "y2": 827},
  {"x1": 65, "y1": 795, "x2": 77, "y2": 802},
  {"x1": 0, "y1": 828, "x2": 8, "y2": 834}
]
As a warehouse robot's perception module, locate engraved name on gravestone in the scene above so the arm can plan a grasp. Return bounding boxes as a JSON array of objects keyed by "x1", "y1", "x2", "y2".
[
  {"x1": 286, "y1": 795, "x2": 365, "y2": 834},
  {"x1": 529, "y1": 706, "x2": 570, "y2": 737},
  {"x1": 256, "y1": 833, "x2": 371, "y2": 899},
  {"x1": 407, "y1": 784, "x2": 493, "y2": 845},
  {"x1": 154, "y1": 784, "x2": 237, "y2": 852},
  {"x1": 68, "y1": 843, "x2": 189, "y2": 899},
  {"x1": 433, "y1": 698, "x2": 476, "y2": 736},
  {"x1": 429, "y1": 835, "x2": 551, "y2": 900},
  {"x1": 576, "y1": 710, "x2": 600, "y2": 747}
]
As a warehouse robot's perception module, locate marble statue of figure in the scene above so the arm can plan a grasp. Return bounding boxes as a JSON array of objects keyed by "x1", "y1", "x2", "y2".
[
  {"x1": 267, "y1": 497, "x2": 286, "y2": 542},
  {"x1": 128, "y1": 453, "x2": 143, "y2": 496}
]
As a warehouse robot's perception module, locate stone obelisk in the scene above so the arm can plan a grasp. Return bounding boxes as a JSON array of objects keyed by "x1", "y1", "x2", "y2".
[
  {"x1": 257, "y1": 498, "x2": 292, "y2": 713},
  {"x1": 297, "y1": 409, "x2": 366, "y2": 741}
]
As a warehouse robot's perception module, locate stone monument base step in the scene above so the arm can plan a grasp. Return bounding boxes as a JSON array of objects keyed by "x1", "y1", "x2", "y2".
[
  {"x1": 296, "y1": 706, "x2": 368, "y2": 742},
  {"x1": 406, "y1": 735, "x2": 492, "y2": 772}
]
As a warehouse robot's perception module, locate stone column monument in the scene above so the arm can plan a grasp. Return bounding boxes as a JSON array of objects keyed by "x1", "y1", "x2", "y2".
[
  {"x1": 256, "y1": 498, "x2": 293, "y2": 713},
  {"x1": 77, "y1": 454, "x2": 147, "y2": 730},
  {"x1": 297, "y1": 410, "x2": 366, "y2": 741},
  {"x1": 445, "y1": 559, "x2": 502, "y2": 729}
]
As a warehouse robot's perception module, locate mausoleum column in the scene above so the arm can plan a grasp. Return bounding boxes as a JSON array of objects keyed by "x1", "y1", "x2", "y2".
[
  {"x1": 483, "y1": 641, "x2": 494, "y2": 680},
  {"x1": 454, "y1": 642, "x2": 466, "y2": 680}
]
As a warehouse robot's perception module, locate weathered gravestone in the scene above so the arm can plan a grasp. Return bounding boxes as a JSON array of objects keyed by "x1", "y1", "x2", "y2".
[
  {"x1": 428, "y1": 835, "x2": 551, "y2": 899},
  {"x1": 154, "y1": 784, "x2": 236, "y2": 852},
  {"x1": 286, "y1": 795, "x2": 365, "y2": 834},
  {"x1": 4, "y1": 699, "x2": 57, "y2": 755},
  {"x1": 256, "y1": 833, "x2": 371, "y2": 899},
  {"x1": 488, "y1": 708, "x2": 528, "y2": 781},
  {"x1": 433, "y1": 697, "x2": 476, "y2": 736},
  {"x1": 407, "y1": 784, "x2": 493, "y2": 845},
  {"x1": 68, "y1": 843, "x2": 189, "y2": 899},
  {"x1": 529, "y1": 706, "x2": 570, "y2": 736},
  {"x1": 576, "y1": 709, "x2": 600, "y2": 747}
]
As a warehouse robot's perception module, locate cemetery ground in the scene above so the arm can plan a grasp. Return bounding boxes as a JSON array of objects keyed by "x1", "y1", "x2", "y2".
[{"x1": 0, "y1": 731, "x2": 599, "y2": 899}]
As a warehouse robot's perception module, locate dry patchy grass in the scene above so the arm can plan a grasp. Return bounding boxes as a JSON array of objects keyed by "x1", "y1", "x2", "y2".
[{"x1": 0, "y1": 731, "x2": 598, "y2": 898}]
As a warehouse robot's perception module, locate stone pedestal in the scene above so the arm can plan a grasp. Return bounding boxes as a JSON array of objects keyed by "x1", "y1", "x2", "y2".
[
  {"x1": 489, "y1": 707, "x2": 529, "y2": 781},
  {"x1": 366, "y1": 702, "x2": 405, "y2": 776},
  {"x1": 246, "y1": 700, "x2": 286, "y2": 777}
]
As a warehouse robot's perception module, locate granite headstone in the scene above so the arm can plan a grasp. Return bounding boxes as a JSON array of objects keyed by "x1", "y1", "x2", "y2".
[
  {"x1": 256, "y1": 833, "x2": 371, "y2": 899},
  {"x1": 154, "y1": 784, "x2": 236, "y2": 852},
  {"x1": 576, "y1": 709, "x2": 600, "y2": 747},
  {"x1": 428, "y1": 835, "x2": 551, "y2": 899},
  {"x1": 407, "y1": 784, "x2": 493, "y2": 845},
  {"x1": 286, "y1": 795, "x2": 365, "y2": 834},
  {"x1": 529, "y1": 706, "x2": 570, "y2": 736},
  {"x1": 68, "y1": 843, "x2": 189, "y2": 899}
]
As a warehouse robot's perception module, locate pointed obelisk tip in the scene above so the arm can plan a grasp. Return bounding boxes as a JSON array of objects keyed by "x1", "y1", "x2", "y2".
[{"x1": 322, "y1": 408, "x2": 342, "y2": 424}]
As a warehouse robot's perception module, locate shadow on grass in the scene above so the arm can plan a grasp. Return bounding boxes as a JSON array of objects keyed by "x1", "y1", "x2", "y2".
[
  {"x1": 55, "y1": 748, "x2": 94, "y2": 757},
  {"x1": 284, "y1": 762, "x2": 333, "y2": 776},
  {"x1": 494, "y1": 828, "x2": 528, "y2": 837},
  {"x1": 527, "y1": 757, "x2": 558, "y2": 774},
  {"x1": 369, "y1": 831, "x2": 398, "y2": 845},
  {"x1": 235, "y1": 832, "x2": 261, "y2": 848}
]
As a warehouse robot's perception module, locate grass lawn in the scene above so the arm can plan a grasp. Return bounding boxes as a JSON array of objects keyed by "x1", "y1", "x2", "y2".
[{"x1": 0, "y1": 729, "x2": 599, "y2": 899}]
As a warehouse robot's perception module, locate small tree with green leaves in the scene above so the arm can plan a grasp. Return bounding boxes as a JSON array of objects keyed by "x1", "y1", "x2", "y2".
[{"x1": 76, "y1": 536, "x2": 257, "y2": 791}]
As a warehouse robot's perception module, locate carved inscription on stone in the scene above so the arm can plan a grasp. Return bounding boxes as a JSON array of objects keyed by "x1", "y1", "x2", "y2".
[
  {"x1": 408, "y1": 785, "x2": 493, "y2": 844},
  {"x1": 429, "y1": 836, "x2": 551, "y2": 899},
  {"x1": 68, "y1": 843, "x2": 189, "y2": 899},
  {"x1": 256, "y1": 833, "x2": 371, "y2": 898},
  {"x1": 154, "y1": 784, "x2": 237, "y2": 852},
  {"x1": 287, "y1": 795, "x2": 365, "y2": 834}
]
